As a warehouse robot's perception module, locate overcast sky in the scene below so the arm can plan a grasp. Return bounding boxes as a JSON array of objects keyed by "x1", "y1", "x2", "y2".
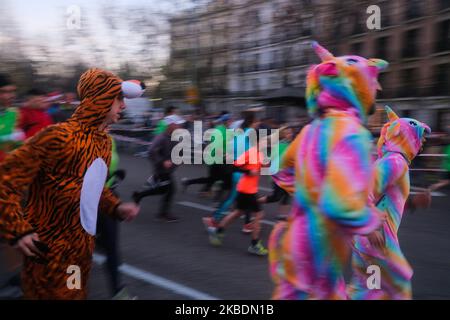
[
  {"x1": 3, "y1": 0, "x2": 200, "y2": 70},
  {"x1": 10, "y1": 0, "x2": 194, "y2": 36}
]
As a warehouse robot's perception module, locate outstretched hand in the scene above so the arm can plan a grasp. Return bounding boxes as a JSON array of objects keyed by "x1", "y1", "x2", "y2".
[
  {"x1": 116, "y1": 202, "x2": 140, "y2": 222},
  {"x1": 410, "y1": 190, "x2": 432, "y2": 211}
]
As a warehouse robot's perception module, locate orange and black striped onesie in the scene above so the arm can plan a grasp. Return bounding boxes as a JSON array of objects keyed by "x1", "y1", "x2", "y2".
[{"x1": 0, "y1": 69, "x2": 124, "y2": 299}]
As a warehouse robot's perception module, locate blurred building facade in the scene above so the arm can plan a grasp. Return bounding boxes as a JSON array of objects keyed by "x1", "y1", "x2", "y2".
[
  {"x1": 160, "y1": 0, "x2": 449, "y2": 131},
  {"x1": 160, "y1": 0, "x2": 314, "y2": 123},
  {"x1": 316, "y1": 0, "x2": 450, "y2": 134}
]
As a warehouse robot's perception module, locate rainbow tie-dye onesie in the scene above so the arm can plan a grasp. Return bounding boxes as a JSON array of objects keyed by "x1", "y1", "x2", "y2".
[
  {"x1": 347, "y1": 106, "x2": 430, "y2": 300},
  {"x1": 269, "y1": 42, "x2": 388, "y2": 300}
]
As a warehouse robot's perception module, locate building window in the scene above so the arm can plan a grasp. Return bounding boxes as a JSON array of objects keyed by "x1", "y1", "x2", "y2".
[
  {"x1": 435, "y1": 20, "x2": 450, "y2": 52},
  {"x1": 377, "y1": 72, "x2": 391, "y2": 98},
  {"x1": 351, "y1": 42, "x2": 364, "y2": 56},
  {"x1": 302, "y1": 18, "x2": 313, "y2": 37},
  {"x1": 405, "y1": 0, "x2": 423, "y2": 20},
  {"x1": 271, "y1": 76, "x2": 281, "y2": 89},
  {"x1": 402, "y1": 29, "x2": 420, "y2": 58},
  {"x1": 437, "y1": 109, "x2": 450, "y2": 132},
  {"x1": 379, "y1": 2, "x2": 391, "y2": 27},
  {"x1": 433, "y1": 64, "x2": 450, "y2": 96},
  {"x1": 334, "y1": 21, "x2": 342, "y2": 38},
  {"x1": 350, "y1": 11, "x2": 363, "y2": 35},
  {"x1": 441, "y1": 0, "x2": 450, "y2": 10},
  {"x1": 399, "y1": 68, "x2": 418, "y2": 97},
  {"x1": 253, "y1": 79, "x2": 259, "y2": 93},
  {"x1": 245, "y1": 79, "x2": 252, "y2": 92},
  {"x1": 375, "y1": 37, "x2": 389, "y2": 60}
]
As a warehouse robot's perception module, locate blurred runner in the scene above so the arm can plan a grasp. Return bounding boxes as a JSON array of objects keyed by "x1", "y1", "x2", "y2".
[
  {"x1": 132, "y1": 114, "x2": 185, "y2": 222},
  {"x1": 154, "y1": 106, "x2": 178, "y2": 135},
  {"x1": 208, "y1": 138, "x2": 269, "y2": 256},
  {"x1": 202, "y1": 110, "x2": 259, "y2": 232},
  {"x1": 18, "y1": 88, "x2": 54, "y2": 139},
  {"x1": 428, "y1": 136, "x2": 450, "y2": 192},
  {"x1": 181, "y1": 111, "x2": 232, "y2": 201},
  {"x1": 0, "y1": 73, "x2": 25, "y2": 162}
]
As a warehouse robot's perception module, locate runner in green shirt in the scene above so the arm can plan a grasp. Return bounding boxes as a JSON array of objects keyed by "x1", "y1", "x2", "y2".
[{"x1": 0, "y1": 74, "x2": 24, "y2": 162}]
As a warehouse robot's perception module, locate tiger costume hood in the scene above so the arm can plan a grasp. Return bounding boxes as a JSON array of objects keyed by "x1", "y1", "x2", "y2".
[{"x1": 70, "y1": 68, "x2": 144, "y2": 129}]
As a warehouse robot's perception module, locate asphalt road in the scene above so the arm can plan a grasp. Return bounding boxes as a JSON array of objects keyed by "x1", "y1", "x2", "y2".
[{"x1": 85, "y1": 152, "x2": 450, "y2": 300}]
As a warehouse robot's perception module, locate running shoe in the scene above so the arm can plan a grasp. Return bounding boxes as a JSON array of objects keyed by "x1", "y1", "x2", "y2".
[
  {"x1": 112, "y1": 287, "x2": 138, "y2": 300},
  {"x1": 202, "y1": 216, "x2": 219, "y2": 231},
  {"x1": 248, "y1": 241, "x2": 268, "y2": 256},
  {"x1": 208, "y1": 227, "x2": 224, "y2": 246},
  {"x1": 242, "y1": 223, "x2": 253, "y2": 234}
]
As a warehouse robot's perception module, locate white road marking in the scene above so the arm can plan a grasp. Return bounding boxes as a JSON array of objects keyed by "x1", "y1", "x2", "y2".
[
  {"x1": 410, "y1": 191, "x2": 445, "y2": 197},
  {"x1": 92, "y1": 253, "x2": 219, "y2": 300}
]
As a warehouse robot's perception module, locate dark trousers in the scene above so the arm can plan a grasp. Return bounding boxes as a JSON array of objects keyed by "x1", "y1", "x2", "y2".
[
  {"x1": 185, "y1": 164, "x2": 231, "y2": 191},
  {"x1": 266, "y1": 181, "x2": 290, "y2": 205},
  {"x1": 134, "y1": 172, "x2": 175, "y2": 217},
  {"x1": 96, "y1": 213, "x2": 122, "y2": 296}
]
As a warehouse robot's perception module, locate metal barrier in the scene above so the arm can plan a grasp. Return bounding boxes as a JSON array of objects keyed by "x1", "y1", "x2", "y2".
[{"x1": 111, "y1": 134, "x2": 152, "y2": 146}]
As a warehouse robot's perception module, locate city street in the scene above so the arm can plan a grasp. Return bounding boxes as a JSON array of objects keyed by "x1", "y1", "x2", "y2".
[{"x1": 87, "y1": 152, "x2": 450, "y2": 300}]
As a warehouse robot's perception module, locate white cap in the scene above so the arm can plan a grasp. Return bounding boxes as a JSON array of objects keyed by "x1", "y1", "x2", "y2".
[
  {"x1": 165, "y1": 114, "x2": 186, "y2": 125},
  {"x1": 122, "y1": 80, "x2": 145, "y2": 99}
]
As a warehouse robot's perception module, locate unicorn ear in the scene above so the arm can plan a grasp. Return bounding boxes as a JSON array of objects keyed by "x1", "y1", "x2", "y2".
[
  {"x1": 385, "y1": 105, "x2": 399, "y2": 122},
  {"x1": 315, "y1": 61, "x2": 338, "y2": 76},
  {"x1": 311, "y1": 41, "x2": 334, "y2": 62}
]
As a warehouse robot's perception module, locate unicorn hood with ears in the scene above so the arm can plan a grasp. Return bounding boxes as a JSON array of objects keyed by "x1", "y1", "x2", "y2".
[
  {"x1": 348, "y1": 107, "x2": 431, "y2": 300},
  {"x1": 377, "y1": 106, "x2": 431, "y2": 163},
  {"x1": 306, "y1": 41, "x2": 388, "y2": 122}
]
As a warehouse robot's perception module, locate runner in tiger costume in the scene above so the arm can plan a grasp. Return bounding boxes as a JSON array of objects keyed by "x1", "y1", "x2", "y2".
[{"x1": 0, "y1": 68, "x2": 143, "y2": 299}]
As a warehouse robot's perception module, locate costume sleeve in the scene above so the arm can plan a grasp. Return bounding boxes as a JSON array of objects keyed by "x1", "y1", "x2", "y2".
[
  {"x1": 372, "y1": 154, "x2": 408, "y2": 204},
  {"x1": 99, "y1": 188, "x2": 121, "y2": 219},
  {"x1": 0, "y1": 125, "x2": 65, "y2": 244},
  {"x1": 318, "y1": 133, "x2": 382, "y2": 235}
]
